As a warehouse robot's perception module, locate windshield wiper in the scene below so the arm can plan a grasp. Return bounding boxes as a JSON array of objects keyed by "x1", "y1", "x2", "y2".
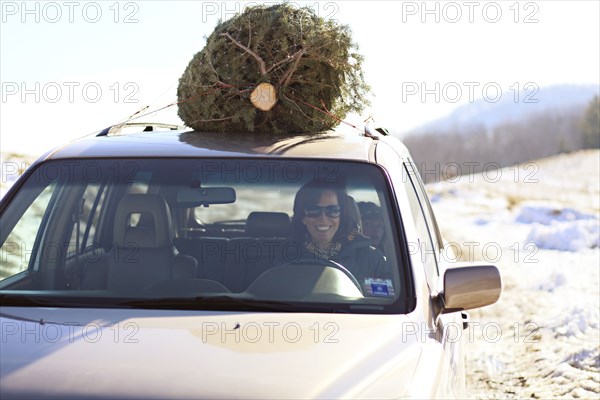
[
  {"x1": 1, "y1": 293, "x2": 349, "y2": 313},
  {"x1": 119, "y1": 295, "x2": 349, "y2": 313},
  {"x1": 0, "y1": 293, "x2": 112, "y2": 308}
]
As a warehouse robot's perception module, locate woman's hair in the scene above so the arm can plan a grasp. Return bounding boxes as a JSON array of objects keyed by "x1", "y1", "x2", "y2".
[{"x1": 291, "y1": 181, "x2": 356, "y2": 242}]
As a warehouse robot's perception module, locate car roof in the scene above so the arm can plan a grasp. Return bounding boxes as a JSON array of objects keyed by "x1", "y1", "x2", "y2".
[{"x1": 39, "y1": 125, "x2": 410, "y2": 164}]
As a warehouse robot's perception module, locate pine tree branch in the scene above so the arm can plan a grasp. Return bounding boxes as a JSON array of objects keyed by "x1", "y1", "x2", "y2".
[
  {"x1": 281, "y1": 92, "x2": 314, "y2": 121},
  {"x1": 247, "y1": 22, "x2": 252, "y2": 48},
  {"x1": 279, "y1": 50, "x2": 305, "y2": 87},
  {"x1": 206, "y1": 56, "x2": 233, "y2": 89},
  {"x1": 267, "y1": 49, "x2": 305, "y2": 74},
  {"x1": 221, "y1": 32, "x2": 267, "y2": 75}
]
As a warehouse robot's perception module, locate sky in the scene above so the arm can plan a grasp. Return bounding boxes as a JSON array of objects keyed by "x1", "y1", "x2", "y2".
[{"x1": 1, "y1": 0, "x2": 599, "y2": 155}]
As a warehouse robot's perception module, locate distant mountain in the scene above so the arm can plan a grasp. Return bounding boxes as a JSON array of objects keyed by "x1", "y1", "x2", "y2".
[{"x1": 410, "y1": 84, "x2": 599, "y2": 135}]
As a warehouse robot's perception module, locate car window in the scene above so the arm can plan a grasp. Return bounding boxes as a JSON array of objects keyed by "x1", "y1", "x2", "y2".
[
  {"x1": 193, "y1": 185, "x2": 295, "y2": 224},
  {"x1": 0, "y1": 182, "x2": 56, "y2": 280},
  {"x1": 0, "y1": 159, "x2": 412, "y2": 314},
  {"x1": 402, "y1": 164, "x2": 440, "y2": 289},
  {"x1": 405, "y1": 160, "x2": 443, "y2": 258},
  {"x1": 374, "y1": 142, "x2": 440, "y2": 289}
]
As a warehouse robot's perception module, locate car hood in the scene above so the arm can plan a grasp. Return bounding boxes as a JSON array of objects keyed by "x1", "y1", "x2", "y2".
[{"x1": 0, "y1": 307, "x2": 422, "y2": 399}]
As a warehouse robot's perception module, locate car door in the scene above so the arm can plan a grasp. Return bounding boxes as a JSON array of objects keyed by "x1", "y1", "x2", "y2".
[
  {"x1": 375, "y1": 140, "x2": 466, "y2": 397},
  {"x1": 403, "y1": 158, "x2": 466, "y2": 397}
]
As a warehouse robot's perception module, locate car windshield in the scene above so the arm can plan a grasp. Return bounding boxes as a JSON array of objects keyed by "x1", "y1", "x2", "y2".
[{"x1": 0, "y1": 159, "x2": 411, "y2": 313}]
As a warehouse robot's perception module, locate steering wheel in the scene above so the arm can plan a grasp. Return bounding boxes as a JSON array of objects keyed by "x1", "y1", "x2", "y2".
[{"x1": 286, "y1": 260, "x2": 363, "y2": 295}]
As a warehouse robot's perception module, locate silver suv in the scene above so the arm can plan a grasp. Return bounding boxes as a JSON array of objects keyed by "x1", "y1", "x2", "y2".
[{"x1": 0, "y1": 125, "x2": 501, "y2": 399}]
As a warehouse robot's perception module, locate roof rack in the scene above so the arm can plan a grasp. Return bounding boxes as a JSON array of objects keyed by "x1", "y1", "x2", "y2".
[
  {"x1": 363, "y1": 125, "x2": 389, "y2": 140},
  {"x1": 96, "y1": 122, "x2": 185, "y2": 137}
]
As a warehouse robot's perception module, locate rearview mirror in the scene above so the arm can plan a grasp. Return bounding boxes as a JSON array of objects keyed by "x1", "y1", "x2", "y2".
[
  {"x1": 176, "y1": 187, "x2": 236, "y2": 207},
  {"x1": 441, "y1": 264, "x2": 501, "y2": 313}
]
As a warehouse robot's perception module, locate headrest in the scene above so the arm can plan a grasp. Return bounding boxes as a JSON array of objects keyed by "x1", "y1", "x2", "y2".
[
  {"x1": 113, "y1": 194, "x2": 173, "y2": 248},
  {"x1": 246, "y1": 212, "x2": 291, "y2": 237},
  {"x1": 347, "y1": 196, "x2": 362, "y2": 232}
]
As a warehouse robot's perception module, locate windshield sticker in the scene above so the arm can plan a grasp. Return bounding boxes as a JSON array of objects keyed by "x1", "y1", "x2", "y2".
[{"x1": 364, "y1": 278, "x2": 395, "y2": 297}]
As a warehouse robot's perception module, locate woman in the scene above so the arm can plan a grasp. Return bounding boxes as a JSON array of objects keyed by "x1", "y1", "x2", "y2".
[{"x1": 291, "y1": 181, "x2": 391, "y2": 293}]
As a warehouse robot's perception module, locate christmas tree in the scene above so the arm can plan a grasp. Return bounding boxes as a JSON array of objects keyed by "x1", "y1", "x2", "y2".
[{"x1": 177, "y1": 3, "x2": 370, "y2": 134}]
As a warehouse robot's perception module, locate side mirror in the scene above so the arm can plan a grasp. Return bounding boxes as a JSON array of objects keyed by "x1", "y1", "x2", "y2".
[{"x1": 441, "y1": 264, "x2": 501, "y2": 313}]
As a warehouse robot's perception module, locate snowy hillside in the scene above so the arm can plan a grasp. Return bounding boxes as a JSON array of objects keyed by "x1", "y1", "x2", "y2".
[
  {"x1": 428, "y1": 150, "x2": 600, "y2": 398},
  {"x1": 412, "y1": 84, "x2": 599, "y2": 134}
]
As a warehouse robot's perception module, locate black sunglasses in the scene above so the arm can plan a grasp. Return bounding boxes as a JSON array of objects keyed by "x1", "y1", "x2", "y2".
[{"x1": 304, "y1": 205, "x2": 341, "y2": 218}]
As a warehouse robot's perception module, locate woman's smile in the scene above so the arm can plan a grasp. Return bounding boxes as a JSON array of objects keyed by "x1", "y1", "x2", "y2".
[{"x1": 303, "y1": 190, "x2": 340, "y2": 246}]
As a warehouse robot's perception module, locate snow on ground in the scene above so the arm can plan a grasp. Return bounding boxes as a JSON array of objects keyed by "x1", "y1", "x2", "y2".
[{"x1": 428, "y1": 150, "x2": 600, "y2": 399}]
